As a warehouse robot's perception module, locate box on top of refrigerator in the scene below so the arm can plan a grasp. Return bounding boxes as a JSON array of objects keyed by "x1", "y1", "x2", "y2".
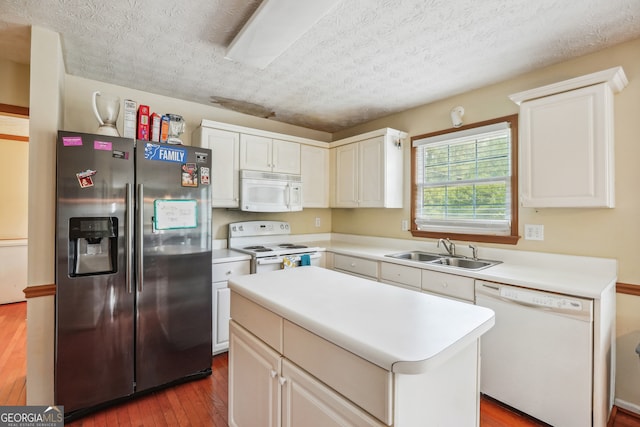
[
  {"x1": 123, "y1": 99, "x2": 137, "y2": 139},
  {"x1": 137, "y1": 105, "x2": 150, "y2": 140}
]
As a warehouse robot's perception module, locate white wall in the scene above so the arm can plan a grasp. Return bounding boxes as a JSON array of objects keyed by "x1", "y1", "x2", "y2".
[{"x1": 26, "y1": 25, "x2": 65, "y2": 406}]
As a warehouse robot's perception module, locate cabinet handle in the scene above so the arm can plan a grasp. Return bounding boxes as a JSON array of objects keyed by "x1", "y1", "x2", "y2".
[
  {"x1": 442, "y1": 282, "x2": 448, "y2": 288},
  {"x1": 270, "y1": 369, "x2": 278, "y2": 378},
  {"x1": 278, "y1": 377, "x2": 287, "y2": 386},
  {"x1": 226, "y1": 270, "x2": 232, "y2": 275},
  {"x1": 350, "y1": 263, "x2": 356, "y2": 267}
]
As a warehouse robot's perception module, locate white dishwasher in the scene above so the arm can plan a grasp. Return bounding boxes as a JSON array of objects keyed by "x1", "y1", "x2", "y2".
[{"x1": 475, "y1": 280, "x2": 593, "y2": 427}]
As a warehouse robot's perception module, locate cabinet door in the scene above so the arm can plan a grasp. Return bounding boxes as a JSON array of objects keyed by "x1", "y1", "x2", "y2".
[
  {"x1": 212, "y1": 282, "x2": 231, "y2": 354},
  {"x1": 212, "y1": 260, "x2": 250, "y2": 354},
  {"x1": 197, "y1": 128, "x2": 240, "y2": 208},
  {"x1": 229, "y1": 321, "x2": 282, "y2": 427},
  {"x1": 333, "y1": 254, "x2": 378, "y2": 279},
  {"x1": 519, "y1": 83, "x2": 614, "y2": 207},
  {"x1": 334, "y1": 143, "x2": 359, "y2": 207},
  {"x1": 380, "y1": 262, "x2": 421, "y2": 290},
  {"x1": 240, "y1": 134, "x2": 273, "y2": 172},
  {"x1": 358, "y1": 136, "x2": 385, "y2": 207},
  {"x1": 281, "y1": 359, "x2": 385, "y2": 427},
  {"x1": 273, "y1": 139, "x2": 301, "y2": 174},
  {"x1": 301, "y1": 145, "x2": 329, "y2": 208},
  {"x1": 421, "y1": 270, "x2": 474, "y2": 303}
]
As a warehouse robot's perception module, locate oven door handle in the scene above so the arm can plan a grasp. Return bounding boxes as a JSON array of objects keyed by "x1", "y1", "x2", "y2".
[
  {"x1": 255, "y1": 252, "x2": 321, "y2": 265},
  {"x1": 256, "y1": 257, "x2": 286, "y2": 265}
]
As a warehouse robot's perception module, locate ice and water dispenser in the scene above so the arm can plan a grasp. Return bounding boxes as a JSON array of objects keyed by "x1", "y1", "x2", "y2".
[{"x1": 68, "y1": 217, "x2": 118, "y2": 276}]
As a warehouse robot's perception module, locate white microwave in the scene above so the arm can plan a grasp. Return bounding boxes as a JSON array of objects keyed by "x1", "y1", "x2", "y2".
[{"x1": 240, "y1": 170, "x2": 303, "y2": 212}]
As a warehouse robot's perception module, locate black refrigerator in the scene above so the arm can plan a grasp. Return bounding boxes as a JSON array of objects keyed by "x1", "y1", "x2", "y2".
[{"x1": 55, "y1": 131, "x2": 212, "y2": 419}]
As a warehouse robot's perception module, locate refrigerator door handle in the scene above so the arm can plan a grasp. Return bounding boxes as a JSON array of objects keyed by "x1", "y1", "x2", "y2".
[
  {"x1": 136, "y1": 183, "x2": 144, "y2": 293},
  {"x1": 126, "y1": 183, "x2": 134, "y2": 294}
]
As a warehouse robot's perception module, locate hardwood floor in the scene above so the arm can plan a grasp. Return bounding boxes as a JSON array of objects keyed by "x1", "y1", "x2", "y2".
[{"x1": 2, "y1": 301, "x2": 639, "y2": 426}]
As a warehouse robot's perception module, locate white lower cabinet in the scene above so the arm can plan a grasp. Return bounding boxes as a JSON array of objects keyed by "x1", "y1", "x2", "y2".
[
  {"x1": 229, "y1": 320, "x2": 383, "y2": 427},
  {"x1": 229, "y1": 321, "x2": 281, "y2": 427},
  {"x1": 379, "y1": 262, "x2": 421, "y2": 290},
  {"x1": 212, "y1": 282, "x2": 231, "y2": 354},
  {"x1": 212, "y1": 260, "x2": 250, "y2": 354},
  {"x1": 421, "y1": 269, "x2": 475, "y2": 303},
  {"x1": 282, "y1": 359, "x2": 384, "y2": 427},
  {"x1": 333, "y1": 254, "x2": 378, "y2": 280}
]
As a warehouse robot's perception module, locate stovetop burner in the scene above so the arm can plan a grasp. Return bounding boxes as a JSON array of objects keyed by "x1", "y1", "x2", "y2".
[
  {"x1": 243, "y1": 245, "x2": 273, "y2": 252},
  {"x1": 229, "y1": 221, "x2": 322, "y2": 260}
]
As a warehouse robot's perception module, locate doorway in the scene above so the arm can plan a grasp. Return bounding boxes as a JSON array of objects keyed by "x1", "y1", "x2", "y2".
[{"x1": 0, "y1": 103, "x2": 29, "y2": 304}]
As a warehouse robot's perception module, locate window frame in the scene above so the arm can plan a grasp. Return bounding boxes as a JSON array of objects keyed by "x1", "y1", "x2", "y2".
[{"x1": 410, "y1": 114, "x2": 520, "y2": 245}]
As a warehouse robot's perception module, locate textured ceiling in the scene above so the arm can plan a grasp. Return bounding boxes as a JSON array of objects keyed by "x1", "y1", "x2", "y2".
[{"x1": 0, "y1": 0, "x2": 639, "y2": 133}]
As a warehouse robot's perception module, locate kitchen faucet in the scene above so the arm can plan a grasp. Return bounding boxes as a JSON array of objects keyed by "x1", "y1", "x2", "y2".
[
  {"x1": 437, "y1": 238, "x2": 455, "y2": 256},
  {"x1": 468, "y1": 244, "x2": 478, "y2": 260}
]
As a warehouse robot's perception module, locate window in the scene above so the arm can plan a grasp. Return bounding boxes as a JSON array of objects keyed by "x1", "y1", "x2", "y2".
[{"x1": 411, "y1": 115, "x2": 519, "y2": 244}]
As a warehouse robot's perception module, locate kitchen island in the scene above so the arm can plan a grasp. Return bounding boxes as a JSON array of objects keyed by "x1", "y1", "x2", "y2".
[{"x1": 228, "y1": 266, "x2": 495, "y2": 426}]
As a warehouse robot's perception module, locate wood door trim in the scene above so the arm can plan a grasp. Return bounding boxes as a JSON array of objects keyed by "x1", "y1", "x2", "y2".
[{"x1": 0, "y1": 103, "x2": 29, "y2": 117}]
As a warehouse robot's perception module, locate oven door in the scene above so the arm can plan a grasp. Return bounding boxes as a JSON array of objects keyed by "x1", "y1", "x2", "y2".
[{"x1": 255, "y1": 253, "x2": 322, "y2": 273}]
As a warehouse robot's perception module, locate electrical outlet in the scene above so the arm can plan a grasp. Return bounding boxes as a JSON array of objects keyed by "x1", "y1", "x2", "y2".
[
  {"x1": 401, "y1": 219, "x2": 409, "y2": 231},
  {"x1": 524, "y1": 224, "x2": 544, "y2": 240},
  {"x1": 315, "y1": 217, "x2": 321, "y2": 227}
]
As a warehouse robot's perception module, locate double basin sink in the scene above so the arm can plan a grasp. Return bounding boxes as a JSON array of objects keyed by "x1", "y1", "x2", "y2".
[{"x1": 385, "y1": 251, "x2": 501, "y2": 271}]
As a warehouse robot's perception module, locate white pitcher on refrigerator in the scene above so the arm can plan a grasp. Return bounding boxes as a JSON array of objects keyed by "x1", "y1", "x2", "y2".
[{"x1": 92, "y1": 91, "x2": 121, "y2": 136}]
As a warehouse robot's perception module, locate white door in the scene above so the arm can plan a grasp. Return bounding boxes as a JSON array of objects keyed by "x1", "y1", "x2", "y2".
[
  {"x1": 203, "y1": 128, "x2": 240, "y2": 208},
  {"x1": 301, "y1": 145, "x2": 329, "y2": 208},
  {"x1": 240, "y1": 134, "x2": 273, "y2": 172},
  {"x1": 281, "y1": 359, "x2": 384, "y2": 427},
  {"x1": 519, "y1": 83, "x2": 613, "y2": 207},
  {"x1": 273, "y1": 139, "x2": 301, "y2": 174},
  {"x1": 229, "y1": 320, "x2": 282, "y2": 427},
  {"x1": 334, "y1": 143, "x2": 359, "y2": 207},
  {"x1": 212, "y1": 281, "x2": 230, "y2": 354},
  {"x1": 359, "y1": 136, "x2": 385, "y2": 207}
]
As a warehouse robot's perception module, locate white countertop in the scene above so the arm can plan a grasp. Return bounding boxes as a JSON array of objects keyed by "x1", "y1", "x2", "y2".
[
  {"x1": 214, "y1": 233, "x2": 617, "y2": 298},
  {"x1": 212, "y1": 248, "x2": 251, "y2": 264},
  {"x1": 229, "y1": 266, "x2": 495, "y2": 375},
  {"x1": 303, "y1": 236, "x2": 617, "y2": 299}
]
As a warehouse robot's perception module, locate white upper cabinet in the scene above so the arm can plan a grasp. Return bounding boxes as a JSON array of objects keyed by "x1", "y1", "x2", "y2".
[
  {"x1": 334, "y1": 142, "x2": 359, "y2": 207},
  {"x1": 240, "y1": 134, "x2": 301, "y2": 174},
  {"x1": 300, "y1": 144, "x2": 330, "y2": 208},
  {"x1": 332, "y1": 128, "x2": 406, "y2": 208},
  {"x1": 194, "y1": 119, "x2": 326, "y2": 209},
  {"x1": 192, "y1": 127, "x2": 240, "y2": 208},
  {"x1": 510, "y1": 66, "x2": 627, "y2": 208}
]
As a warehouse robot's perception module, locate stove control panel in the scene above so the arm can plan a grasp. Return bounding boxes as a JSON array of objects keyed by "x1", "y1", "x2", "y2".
[{"x1": 229, "y1": 221, "x2": 291, "y2": 238}]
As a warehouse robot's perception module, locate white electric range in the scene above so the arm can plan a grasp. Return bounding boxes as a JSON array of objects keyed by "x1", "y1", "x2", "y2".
[{"x1": 228, "y1": 221, "x2": 323, "y2": 273}]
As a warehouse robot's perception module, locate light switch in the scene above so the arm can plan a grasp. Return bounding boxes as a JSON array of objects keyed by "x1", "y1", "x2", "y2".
[{"x1": 524, "y1": 224, "x2": 544, "y2": 240}]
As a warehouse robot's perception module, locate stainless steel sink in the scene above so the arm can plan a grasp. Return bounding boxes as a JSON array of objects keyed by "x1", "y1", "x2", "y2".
[
  {"x1": 385, "y1": 251, "x2": 500, "y2": 270},
  {"x1": 433, "y1": 257, "x2": 500, "y2": 270},
  {"x1": 385, "y1": 251, "x2": 442, "y2": 262}
]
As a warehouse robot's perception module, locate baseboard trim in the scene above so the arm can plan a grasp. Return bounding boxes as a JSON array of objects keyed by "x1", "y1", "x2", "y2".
[
  {"x1": 614, "y1": 399, "x2": 640, "y2": 418},
  {"x1": 23, "y1": 284, "x2": 56, "y2": 298},
  {"x1": 617, "y1": 282, "x2": 640, "y2": 296}
]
